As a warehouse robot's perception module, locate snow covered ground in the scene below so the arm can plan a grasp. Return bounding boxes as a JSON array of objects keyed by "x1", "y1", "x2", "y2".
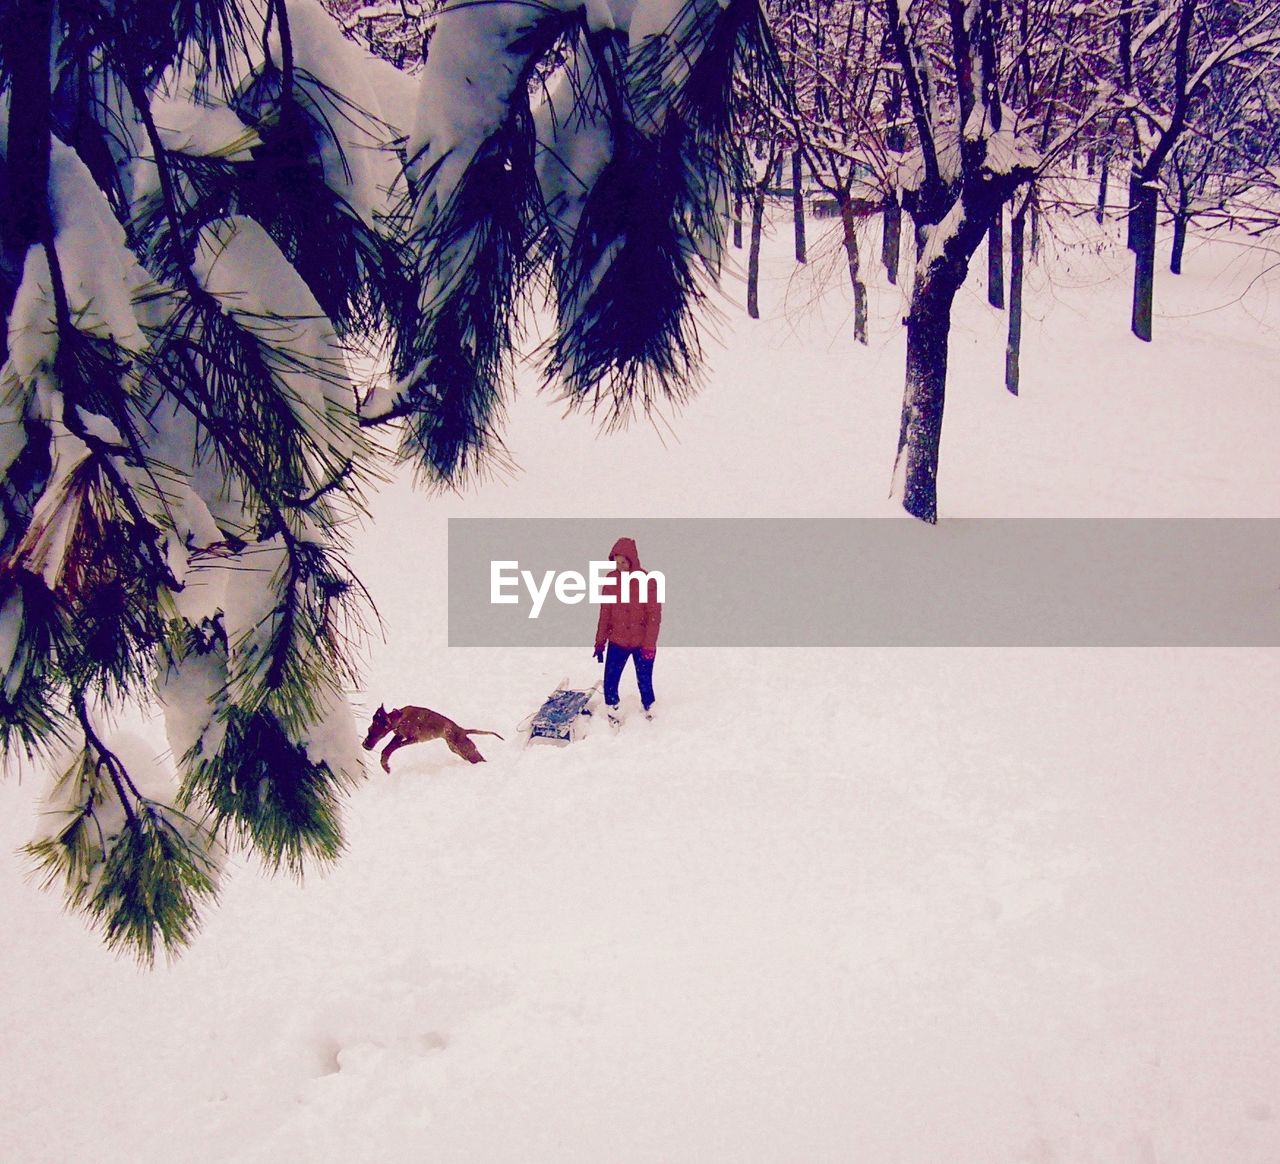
[{"x1": 3, "y1": 210, "x2": 1279, "y2": 1162}]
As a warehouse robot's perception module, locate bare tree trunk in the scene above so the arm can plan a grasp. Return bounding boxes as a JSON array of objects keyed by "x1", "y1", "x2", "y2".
[
  {"x1": 896, "y1": 274, "x2": 960, "y2": 524},
  {"x1": 882, "y1": 71, "x2": 905, "y2": 287},
  {"x1": 1095, "y1": 153, "x2": 1109, "y2": 225},
  {"x1": 791, "y1": 150, "x2": 806, "y2": 263},
  {"x1": 882, "y1": 193, "x2": 902, "y2": 285},
  {"x1": 747, "y1": 184, "x2": 766, "y2": 319},
  {"x1": 733, "y1": 187, "x2": 743, "y2": 249},
  {"x1": 1169, "y1": 164, "x2": 1192, "y2": 276},
  {"x1": 1131, "y1": 182, "x2": 1157, "y2": 341},
  {"x1": 1170, "y1": 211, "x2": 1188, "y2": 274},
  {"x1": 1126, "y1": 173, "x2": 1143, "y2": 251},
  {"x1": 987, "y1": 207, "x2": 1005, "y2": 309},
  {"x1": 838, "y1": 195, "x2": 868, "y2": 344},
  {"x1": 1006, "y1": 204, "x2": 1026, "y2": 395}
]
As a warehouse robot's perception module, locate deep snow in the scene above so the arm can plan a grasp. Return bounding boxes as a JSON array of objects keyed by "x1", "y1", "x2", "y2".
[{"x1": 2, "y1": 207, "x2": 1279, "y2": 1163}]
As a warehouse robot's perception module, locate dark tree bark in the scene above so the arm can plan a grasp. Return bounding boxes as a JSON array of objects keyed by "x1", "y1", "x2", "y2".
[
  {"x1": 897, "y1": 274, "x2": 962, "y2": 524},
  {"x1": 1119, "y1": 2, "x2": 1138, "y2": 252},
  {"x1": 747, "y1": 183, "x2": 766, "y2": 319},
  {"x1": 791, "y1": 150, "x2": 806, "y2": 263},
  {"x1": 893, "y1": 203, "x2": 995, "y2": 523},
  {"x1": 838, "y1": 195, "x2": 868, "y2": 344},
  {"x1": 1170, "y1": 166, "x2": 1190, "y2": 275},
  {"x1": 1124, "y1": 1, "x2": 1197, "y2": 336},
  {"x1": 987, "y1": 207, "x2": 1005, "y2": 309},
  {"x1": 733, "y1": 188, "x2": 743, "y2": 249},
  {"x1": 882, "y1": 72, "x2": 906, "y2": 286},
  {"x1": 1006, "y1": 203, "x2": 1026, "y2": 395},
  {"x1": 1126, "y1": 173, "x2": 1143, "y2": 251},
  {"x1": 1170, "y1": 212, "x2": 1188, "y2": 274},
  {"x1": 882, "y1": 193, "x2": 902, "y2": 285},
  {"x1": 1095, "y1": 152, "x2": 1109, "y2": 225},
  {"x1": 1130, "y1": 182, "x2": 1157, "y2": 341},
  {"x1": 0, "y1": 0, "x2": 55, "y2": 552},
  {"x1": 1, "y1": 0, "x2": 55, "y2": 364}
]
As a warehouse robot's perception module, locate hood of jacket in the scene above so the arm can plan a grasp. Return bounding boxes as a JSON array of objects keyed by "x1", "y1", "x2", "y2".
[{"x1": 608, "y1": 537, "x2": 640, "y2": 572}]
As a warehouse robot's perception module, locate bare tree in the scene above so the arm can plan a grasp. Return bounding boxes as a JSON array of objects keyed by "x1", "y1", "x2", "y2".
[
  {"x1": 747, "y1": 138, "x2": 785, "y2": 318},
  {"x1": 885, "y1": 0, "x2": 1109, "y2": 520},
  {"x1": 773, "y1": 0, "x2": 891, "y2": 343},
  {"x1": 1163, "y1": 49, "x2": 1280, "y2": 272},
  {"x1": 1000, "y1": 0, "x2": 1109, "y2": 394},
  {"x1": 1116, "y1": 0, "x2": 1280, "y2": 339},
  {"x1": 884, "y1": 2, "x2": 1016, "y2": 518}
]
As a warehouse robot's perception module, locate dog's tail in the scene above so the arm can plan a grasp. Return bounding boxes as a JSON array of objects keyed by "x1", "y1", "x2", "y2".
[{"x1": 464, "y1": 729, "x2": 505, "y2": 740}]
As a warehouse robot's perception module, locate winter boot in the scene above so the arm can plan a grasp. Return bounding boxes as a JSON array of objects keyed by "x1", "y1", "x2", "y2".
[{"x1": 606, "y1": 703, "x2": 622, "y2": 727}]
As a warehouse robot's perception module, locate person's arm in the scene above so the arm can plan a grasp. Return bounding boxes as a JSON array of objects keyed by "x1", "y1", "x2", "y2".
[
  {"x1": 641, "y1": 593, "x2": 662, "y2": 658},
  {"x1": 594, "y1": 591, "x2": 611, "y2": 657}
]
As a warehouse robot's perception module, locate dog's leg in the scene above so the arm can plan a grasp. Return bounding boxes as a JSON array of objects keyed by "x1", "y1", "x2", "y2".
[
  {"x1": 380, "y1": 735, "x2": 411, "y2": 772},
  {"x1": 446, "y1": 732, "x2": 486, "y2": 764}
]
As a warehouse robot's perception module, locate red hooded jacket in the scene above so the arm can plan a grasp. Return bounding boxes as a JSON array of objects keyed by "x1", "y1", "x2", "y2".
[{"x1": 594, "y1": 537, "x2": 662, "y2": 657}]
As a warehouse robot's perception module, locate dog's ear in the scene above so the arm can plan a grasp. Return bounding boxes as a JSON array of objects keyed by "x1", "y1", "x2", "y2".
[{"x1": 376, "y1": 704, "x2": 386, "y2": 716}]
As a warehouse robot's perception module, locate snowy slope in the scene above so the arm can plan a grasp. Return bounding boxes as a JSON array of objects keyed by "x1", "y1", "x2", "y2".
[{"x1": 2, "y1": 212, "x2": 1279, "y2": 1163}]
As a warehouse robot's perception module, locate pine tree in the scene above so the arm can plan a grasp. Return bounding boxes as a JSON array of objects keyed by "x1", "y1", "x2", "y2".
[
  {"x1": 0, "y1": 0, "x2": 410, "y2": 962},
  {"x1": 360, "y1": 0, "x2": 778, "y2": 467},
  {"x1": 1, "y1": 0, "x2": 777, "y2": 961}
]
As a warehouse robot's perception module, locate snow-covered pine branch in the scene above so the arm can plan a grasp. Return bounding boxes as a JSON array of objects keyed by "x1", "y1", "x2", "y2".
[
  {"x1": 1, "y1": 0, "x2": 408, "y2": 962},
  {"x1": 1, "y1": 0, "x2": 783, "y2": 962},
  {"x1": 365, "y1": 0, "x2": 780, "y2": 476}
]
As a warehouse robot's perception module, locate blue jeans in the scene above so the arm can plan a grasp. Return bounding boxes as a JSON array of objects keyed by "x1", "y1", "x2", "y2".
[{"x1": 603, "y1": 643, "x2": 655, "y2": 710}]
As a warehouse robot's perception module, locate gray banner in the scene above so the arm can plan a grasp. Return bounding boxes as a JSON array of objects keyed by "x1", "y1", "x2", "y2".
[{"x1": 448, "y1": 519, "x2": 1280, "y2": 647}]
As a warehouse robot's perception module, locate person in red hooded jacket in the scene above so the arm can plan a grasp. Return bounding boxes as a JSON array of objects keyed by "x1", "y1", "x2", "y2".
[{"x1": 593, "y1": 536, "x2": 661, "y2": 723}]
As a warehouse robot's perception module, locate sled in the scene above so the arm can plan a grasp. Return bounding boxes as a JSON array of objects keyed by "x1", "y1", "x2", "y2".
[{"x1": 522, "y1": 678, "x2": 600, "y2": 746}]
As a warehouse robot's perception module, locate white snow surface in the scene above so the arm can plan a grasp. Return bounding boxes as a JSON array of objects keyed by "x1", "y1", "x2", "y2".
[
  {"x1": 3, "y1": 206, "x2": 1280, "y2": 1162},
  {"x1": 150, "y1": 90, "x2": 261, "y2": 161},
  {"x1": 48, "y1": 140, "x2": 150, "y2": 353}
]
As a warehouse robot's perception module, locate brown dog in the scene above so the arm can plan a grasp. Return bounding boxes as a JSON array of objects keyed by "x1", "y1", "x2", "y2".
[{"x1": 362, "y1": 704, "x2": 504, "y2": 771}]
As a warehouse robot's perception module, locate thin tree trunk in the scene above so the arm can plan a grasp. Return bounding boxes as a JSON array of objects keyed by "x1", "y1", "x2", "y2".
[
  {"x1": 747, "y1": 184, "x2": 766, "y2": 319},
  {"x1": 987, "y1": 207, "x2": 1005, "y2": 309},
  {"x1": 791, "y1": 150, "x2": 806, "y2": 263},
  {"x1": 1170, "y1": 212, "x2": 1188, "y2": 274},
  {"x1": 1095, "y1": 153, "x2": 1109, "y2": 225},
  {"x1": 732, "y1": 188, "x2": 743, "y2": 249},
  {"x1": 1029, "y1": 199, "x2": 1040, "y2": 258},
  {"x1": 882, "y1": 193, "x2": 902, "y2": 285},
  {"x1": 1131, "y1": 182, "x2": 1157, "y2": 341},
  {"x1": 883, "y1": 71, "x2": 905, "y2": 287},
  {"x1": 838, "y1": 195, "x2": 868, "y2": 344},
  {"x1": 1170, "y1": 163, "x2": 1190, "y2": 275},
  {"x1": 1006, "y1": 204, "x2": 1026, "y2": 395}
]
